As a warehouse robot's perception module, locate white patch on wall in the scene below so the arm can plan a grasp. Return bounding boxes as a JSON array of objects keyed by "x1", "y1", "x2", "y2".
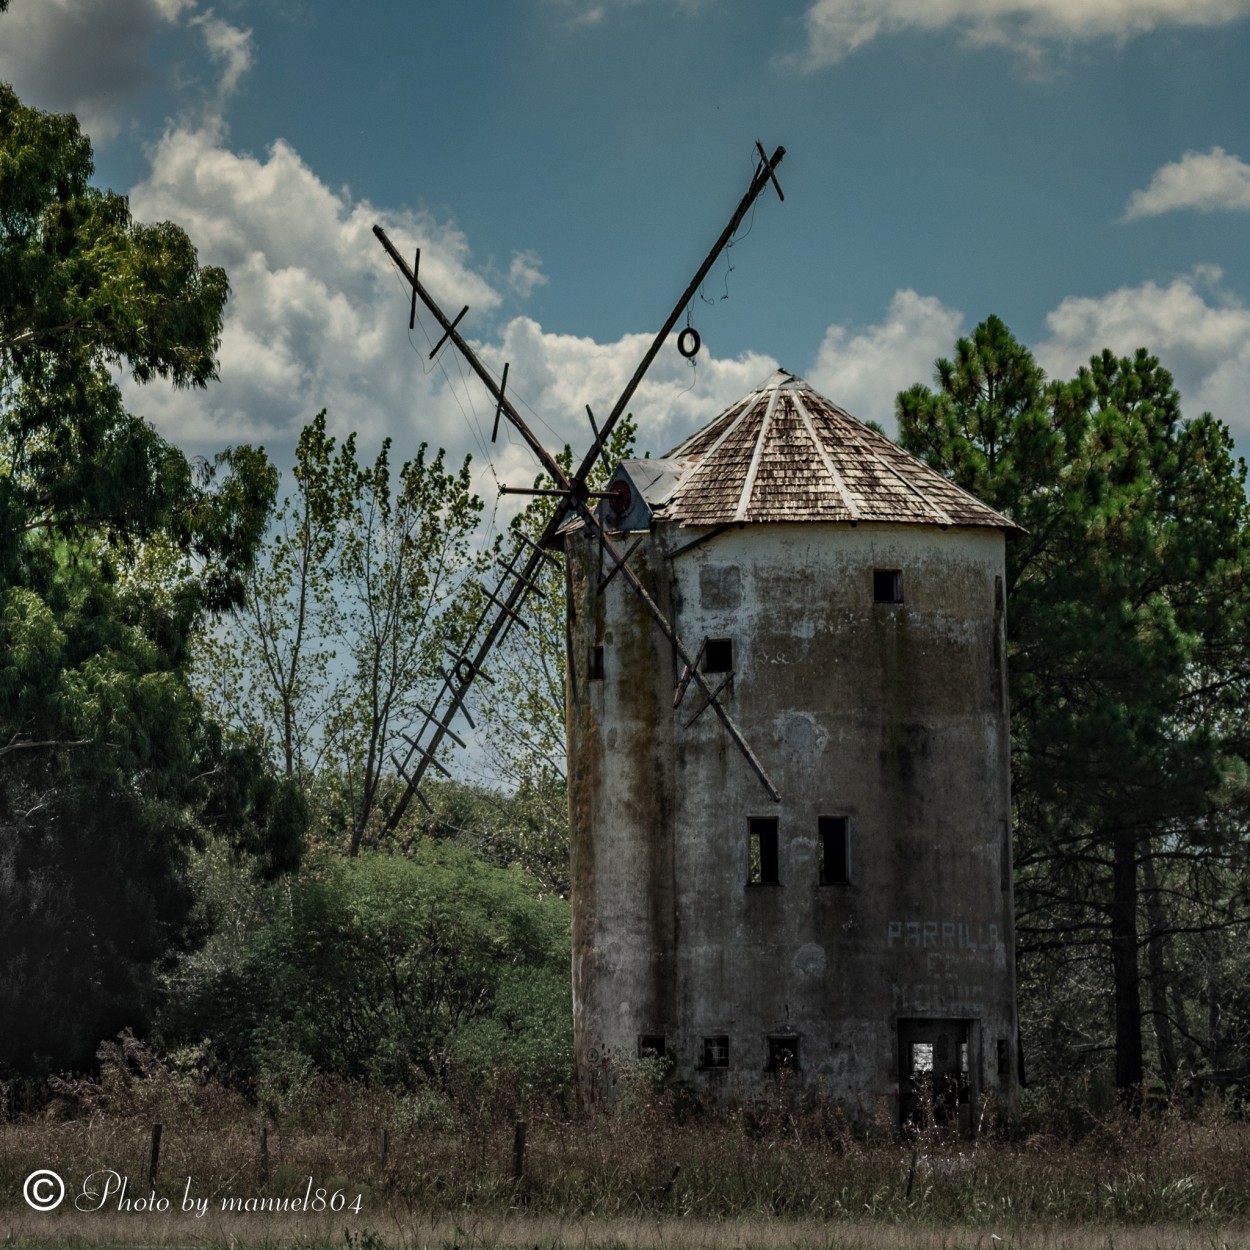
[
  {"x1": 773, "y1": 710, "x2": 829, "y2": 755},
  {"x1": 793, "y1": 943, "x2": 827, "y2": 979}
]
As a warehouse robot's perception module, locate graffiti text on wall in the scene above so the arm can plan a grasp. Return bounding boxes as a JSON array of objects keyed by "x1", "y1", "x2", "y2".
[{"x1": 887, "y1": 920, "x2": 1000, "y2": 952}]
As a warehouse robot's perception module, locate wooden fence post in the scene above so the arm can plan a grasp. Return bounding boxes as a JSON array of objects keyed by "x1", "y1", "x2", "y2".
[
  {"x1": 511, "y1": 1121, "x2": 527, "y2": 1181},
  {"x1": 147, "y1": 1124, "x2": 162, "y2": 1190}
]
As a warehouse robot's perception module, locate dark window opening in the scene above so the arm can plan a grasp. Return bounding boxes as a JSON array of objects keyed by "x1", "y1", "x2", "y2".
[
  {"x1": 639, "y1": 1034, "x2": 666, "y2": 1060},
  {"x1": 873, "y1": 568, "x2": 903, "y2": 603},
  {"x1": 748, "y1": 817, "x2": 779, "y2": 886},
  {"x1": 819, "y1": 815, "x2": 849, "y2": 885},
  {"x1": 703, "y1": 637, "x2": 734, "y2": 673},
  {"x1": 702, "y1": 1036, "x2": 729, "y2": 1069},
  {"x1": 997, "y1": 1038, "x2": 1011, "y2": 1076},
  {"x1": 767, "y1": 1036, "x2": 799, "y2": 1073},
  {"x1": 588, "y1": 645, "x2": 605, "y2": 680}
]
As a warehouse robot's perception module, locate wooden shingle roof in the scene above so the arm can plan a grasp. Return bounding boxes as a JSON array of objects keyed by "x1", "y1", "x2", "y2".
[{"x1": 656, "y1": 370, "x2": 1016, "y2": 531}]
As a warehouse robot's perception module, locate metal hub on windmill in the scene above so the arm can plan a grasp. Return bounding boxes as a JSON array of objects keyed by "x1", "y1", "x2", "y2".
[{"x1": 376, "y1": 142, "x2": 1019, "y2": 1132}]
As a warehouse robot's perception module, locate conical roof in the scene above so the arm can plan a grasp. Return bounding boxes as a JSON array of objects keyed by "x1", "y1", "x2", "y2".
[{"x1": 655, "y1": 370, "x2": 1015, "y2": 530}]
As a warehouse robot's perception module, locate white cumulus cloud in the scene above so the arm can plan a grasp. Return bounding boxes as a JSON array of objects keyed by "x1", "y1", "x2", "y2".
[
  {"x1": 1124, "y1": 147, "x2": 1250, "y2": 219},
  {"x1": 189, "y1": 11, "x2": 254, "y2": 106},
  {"x1": 481, "y1": 318, "x2": 777, "y2": 462},
  {"x1": 507, "y1": 250, "x2": 550, "y2": 299},
  {"x1": 807, "y1": 290, "x2": 966, "y2": 435},
  {"x1": 1035, "y1": 267, "x2": 1250, "y2": 442},
  {"x1": 119, "y1": 115, "x2": 781, "y2": 529},
  {"x1": 123, "y1": 122, "x2": 503, "y2": 469},
  {"x1": 784, "y1": 0, "x2": 1250, "y2": 70}
]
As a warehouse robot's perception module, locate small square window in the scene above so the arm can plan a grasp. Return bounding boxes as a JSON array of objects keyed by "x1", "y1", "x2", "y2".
[
  {"x1": 702, "y1": 1036, "x2": 729, "y2": 1069},
  {"x1": 819, "y1": 816, "x2": 849, "y2": 885},
  {"x1": 767, "y1": 1036, "x2": 799, "y2": 1073},
  {"x1": 639, "y1": 1034, "x2": 666, "y2": 1059},
  {"x1": 873, "y1": 569, "x2": 903, "y2": 603},
  {"x1": 588, "y1": 645, "x2": 605, "y2": 680},
  {"x1": 748, "y1": 817, "x2": 779, "y2": 886},
  {"x1": 703, "y1": 637, "x2": 733, "y2": 673}
]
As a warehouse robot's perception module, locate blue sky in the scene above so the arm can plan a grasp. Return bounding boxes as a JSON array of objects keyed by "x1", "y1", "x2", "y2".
[{"x1": 3, "y1": 0, "x2": 1249, "y2": 507}]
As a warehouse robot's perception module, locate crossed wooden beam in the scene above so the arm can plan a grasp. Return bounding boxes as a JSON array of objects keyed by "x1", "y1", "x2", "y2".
[{"x1": 373, "y1": 142, "x2": 786, "y2": 827}]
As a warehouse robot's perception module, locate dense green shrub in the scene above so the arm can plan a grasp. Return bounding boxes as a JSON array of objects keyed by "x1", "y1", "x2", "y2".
[{"x1": 162, "y1": 842, "x2": 571, "y2": 1100}]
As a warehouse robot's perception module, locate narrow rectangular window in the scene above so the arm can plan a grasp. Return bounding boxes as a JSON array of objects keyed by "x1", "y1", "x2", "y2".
[
  {"x1": 997, "y1": 1038, "x2": 1011, "y2": 1076},
  {"x1": 767, "y1": 1036, "x2": 799, "y2": 1073},
  {"x1": 819, "y1": 816, "x2": 849, "y2": 885},
  {"x1": 873, "y1": 568, "x2": 903, "y2": 603},
  {"x1": 639, "y1": 1034, "x2": 666, "y2": 1059},
  {"x1": 702, "y1": 1036, "x2": 729, "y2": 1069},
  {"x1": 1000, "y1": 820, "x2": 1011, "y2": 892},
  {"x1": 748, "y1": 817, "x2": 779, "y2": 886},
  {"x1": 588, "y1": 645, "x2": 605, "y2": 680},
  {"x1": 703, "y1": 637, "x2": 733, "y2": 673}
]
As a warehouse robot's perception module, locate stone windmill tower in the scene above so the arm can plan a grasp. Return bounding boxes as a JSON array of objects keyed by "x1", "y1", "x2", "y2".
[
  {"x1": 563, "y1": 370, "x2": 1019, "y2": 1128},
  {"x1": 375, "y1": 145, "x2": 1018, "y2": 1130}
]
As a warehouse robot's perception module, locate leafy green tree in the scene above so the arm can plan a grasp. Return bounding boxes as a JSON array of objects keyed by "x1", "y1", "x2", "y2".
[
  {"x1": 197, "y1": 411, "x2": 485, "y2": 855},
  {"x1": 897, "y1": 317, "x2": 1250, "y2": 1100},
  {"x1": 163, "y1": 843, "x2": 572, "y2": 1096},
  {"x1": 400, "y1": 777, "x2": 572, "y2": 900},
  {"x1": 0, "y1": 83, "x2": 297, "y2": 1078}
]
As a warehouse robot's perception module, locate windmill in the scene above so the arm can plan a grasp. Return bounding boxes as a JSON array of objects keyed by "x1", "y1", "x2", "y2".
[
  {"x1": 376, "y1": 145, "x2": 1019, "y2": 1127},
  {"x1": 372, "y1": 142, "x2": 787, "y2": 832}
]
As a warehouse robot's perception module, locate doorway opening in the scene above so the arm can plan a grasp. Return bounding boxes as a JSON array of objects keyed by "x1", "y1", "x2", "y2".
[{"x1": 897, "y1": 1018, "x2": 974, "y2": 1134}]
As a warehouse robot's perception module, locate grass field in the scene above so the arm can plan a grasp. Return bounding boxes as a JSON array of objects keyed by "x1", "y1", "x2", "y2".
[
  {"x1": 6, "y1": 1089, "x2": 1250, "y2": 1250},
  {"x1": 5, "y1": 1046, "x2": 1250, "y2": 1250}
]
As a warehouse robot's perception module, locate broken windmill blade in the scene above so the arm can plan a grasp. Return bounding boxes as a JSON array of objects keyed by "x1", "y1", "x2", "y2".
[
  {"x1": 372, "y1": 141, "x2": 786, "y2": 809},
  {"x1": 684, "y1": 672, "x2": 735, "y2": 730},
  {"x1": 584, "y1": 405, "x2": 613, "y2": 476},
  {"x1": 372, "y1": 142, "x2": 785, "y2": 532},
  {"x1": 382, "y1": 532, "x2": 557, "y2": 834},
  {"x1": 673, "y1": 637, "x2": 710, "y2": 708},
  {"x1": 553, "y1": 143, "x2": 787, "y2": 509},
  {"x1": 598, "y1": 535, "x2": 645, "y2": 594},
  {"x1": 592, "y1": 520, "x2": 780, "y2": 801}
]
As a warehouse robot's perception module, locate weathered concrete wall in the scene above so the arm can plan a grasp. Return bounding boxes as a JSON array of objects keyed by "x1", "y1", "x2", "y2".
[
  {"x1": 566, "y1": 533, "x2": 679, "y2": 1105},
  {"x1": 566, "y1": 519, "x2": 1017, "y2": 1124}
]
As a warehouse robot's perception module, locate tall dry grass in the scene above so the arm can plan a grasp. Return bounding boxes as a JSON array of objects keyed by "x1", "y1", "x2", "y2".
[{"x1": 5, "y1": 1040, "x2": 1250, "y2": 1246}]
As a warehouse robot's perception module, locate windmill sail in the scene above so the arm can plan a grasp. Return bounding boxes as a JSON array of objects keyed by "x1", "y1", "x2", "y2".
[{"x1": 374, "y1": 143, "x2": 788, "y2": 824}]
